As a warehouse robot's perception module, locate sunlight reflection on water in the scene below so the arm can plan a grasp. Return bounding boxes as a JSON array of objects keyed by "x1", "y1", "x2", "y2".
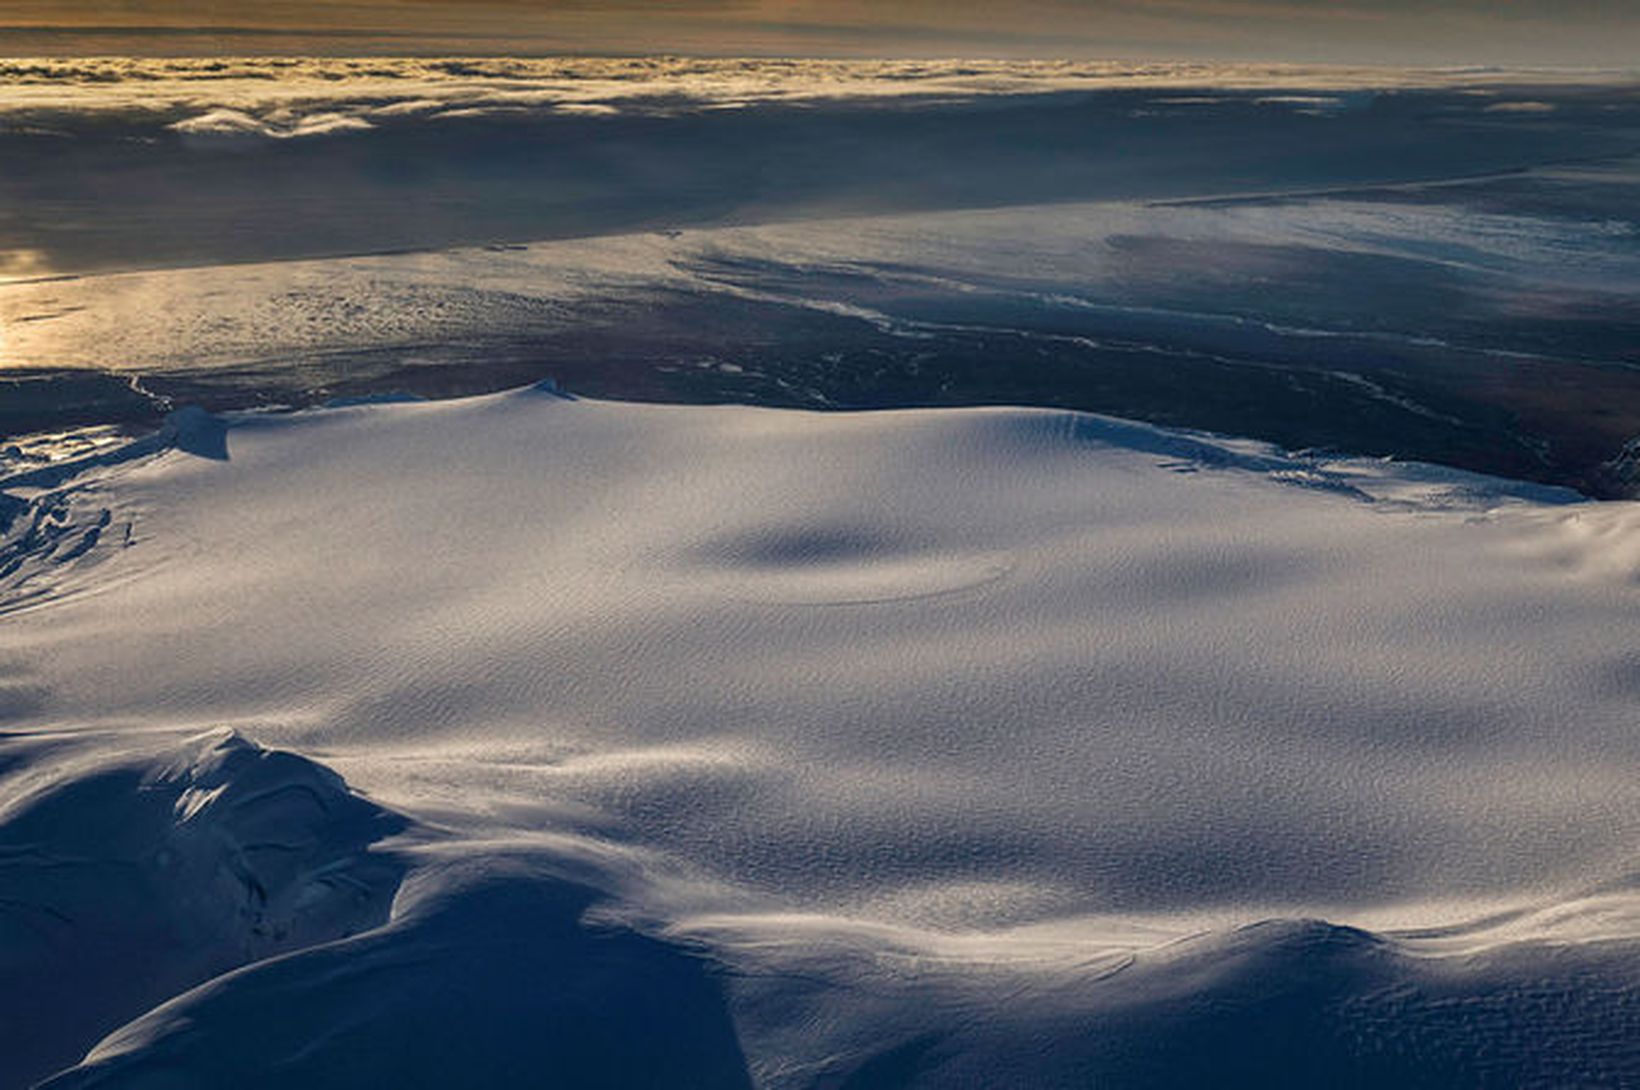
[{"x1": 0, "y1": 248, "x2": 53, "y2": 283}]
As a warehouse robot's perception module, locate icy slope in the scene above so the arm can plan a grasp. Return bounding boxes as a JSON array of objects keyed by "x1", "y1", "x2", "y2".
[
  {"x1": 2, "y1": 391, "x2": 1637, "y2": 1085},
  {"x1": 0, "y1": 731, "x2": 406, "y2": 1085}
]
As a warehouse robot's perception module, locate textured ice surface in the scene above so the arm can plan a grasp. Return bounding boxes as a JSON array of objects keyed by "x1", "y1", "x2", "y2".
[{"x1": 3, "y1": 393, "x2": 1637, "y2": 1085}]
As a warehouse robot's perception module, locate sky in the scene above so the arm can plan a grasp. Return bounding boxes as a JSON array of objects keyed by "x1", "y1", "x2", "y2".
[{"x1": 0, "y1": 1, "x2": 1636, "y2": 65}]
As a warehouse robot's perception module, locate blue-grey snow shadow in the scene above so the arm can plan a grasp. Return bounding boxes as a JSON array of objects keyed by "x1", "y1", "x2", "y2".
[
  {"x1": 168, "y1": 406, "x2": 229, "y2": 461},
  {"x1": 46, "y1": 865, "x2": 754, "y2": 1089},
  {"x1": 0, "y1": 732, "x2": 406, "y2": 1090},
  {"x1": 811, "y1": 919, "x2": 1640, "y2": 1089}
]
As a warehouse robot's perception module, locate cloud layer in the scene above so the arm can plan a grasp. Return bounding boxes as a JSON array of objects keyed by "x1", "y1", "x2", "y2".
[
  {"x1": 0, "y1": 55, "x2": 1625, "y2": 139},
  {"x1": 3, "y1": 0, "x2": 1639, "y2": 65}
]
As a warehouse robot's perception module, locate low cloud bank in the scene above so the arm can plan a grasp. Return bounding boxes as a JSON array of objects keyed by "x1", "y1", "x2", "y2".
[{"x1": 0, "y1": 56, "x2": 1628, "y2": 139}]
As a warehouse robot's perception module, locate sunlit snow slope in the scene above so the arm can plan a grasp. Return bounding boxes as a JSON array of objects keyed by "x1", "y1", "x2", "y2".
[{"x1": 2, "y1": 391, "x2": 1637, "y2": 1087}]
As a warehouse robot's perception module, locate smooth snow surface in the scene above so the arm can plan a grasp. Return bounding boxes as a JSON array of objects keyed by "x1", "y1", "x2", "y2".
[{"x1": 3, "y1": 392, "x2": 1637, "y2": 1086}]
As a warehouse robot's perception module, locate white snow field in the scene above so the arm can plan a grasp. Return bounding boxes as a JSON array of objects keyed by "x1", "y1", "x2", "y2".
[{"x1": 2, "y1": 389, "x2": 1638, "y2": 1086}]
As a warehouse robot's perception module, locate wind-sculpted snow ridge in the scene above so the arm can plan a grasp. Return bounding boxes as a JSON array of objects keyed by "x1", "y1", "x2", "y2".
[
  {"x1": 0, "y1": 730, "x2": 409, "y2": 1087},
  {"x1": 3, "y1": 391, "x2": 1638, "y2": 1086},
  {"x1": 43, "y1": 860, "x2": 757, "y2": 1089},
  {"x1": 36, "y1": 894, "x2": 1640, "y2": 1087}
]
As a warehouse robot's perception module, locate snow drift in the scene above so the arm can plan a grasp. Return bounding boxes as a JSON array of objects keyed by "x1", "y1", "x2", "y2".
[{"x1": 2, "y1": 390, "x2": 1637, "y2": 1086}]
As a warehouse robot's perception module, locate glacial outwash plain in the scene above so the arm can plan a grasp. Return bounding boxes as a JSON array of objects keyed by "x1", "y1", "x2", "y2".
[{"x1": 2, "y1": 55, "x2": 1639, "y2": 1087}]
